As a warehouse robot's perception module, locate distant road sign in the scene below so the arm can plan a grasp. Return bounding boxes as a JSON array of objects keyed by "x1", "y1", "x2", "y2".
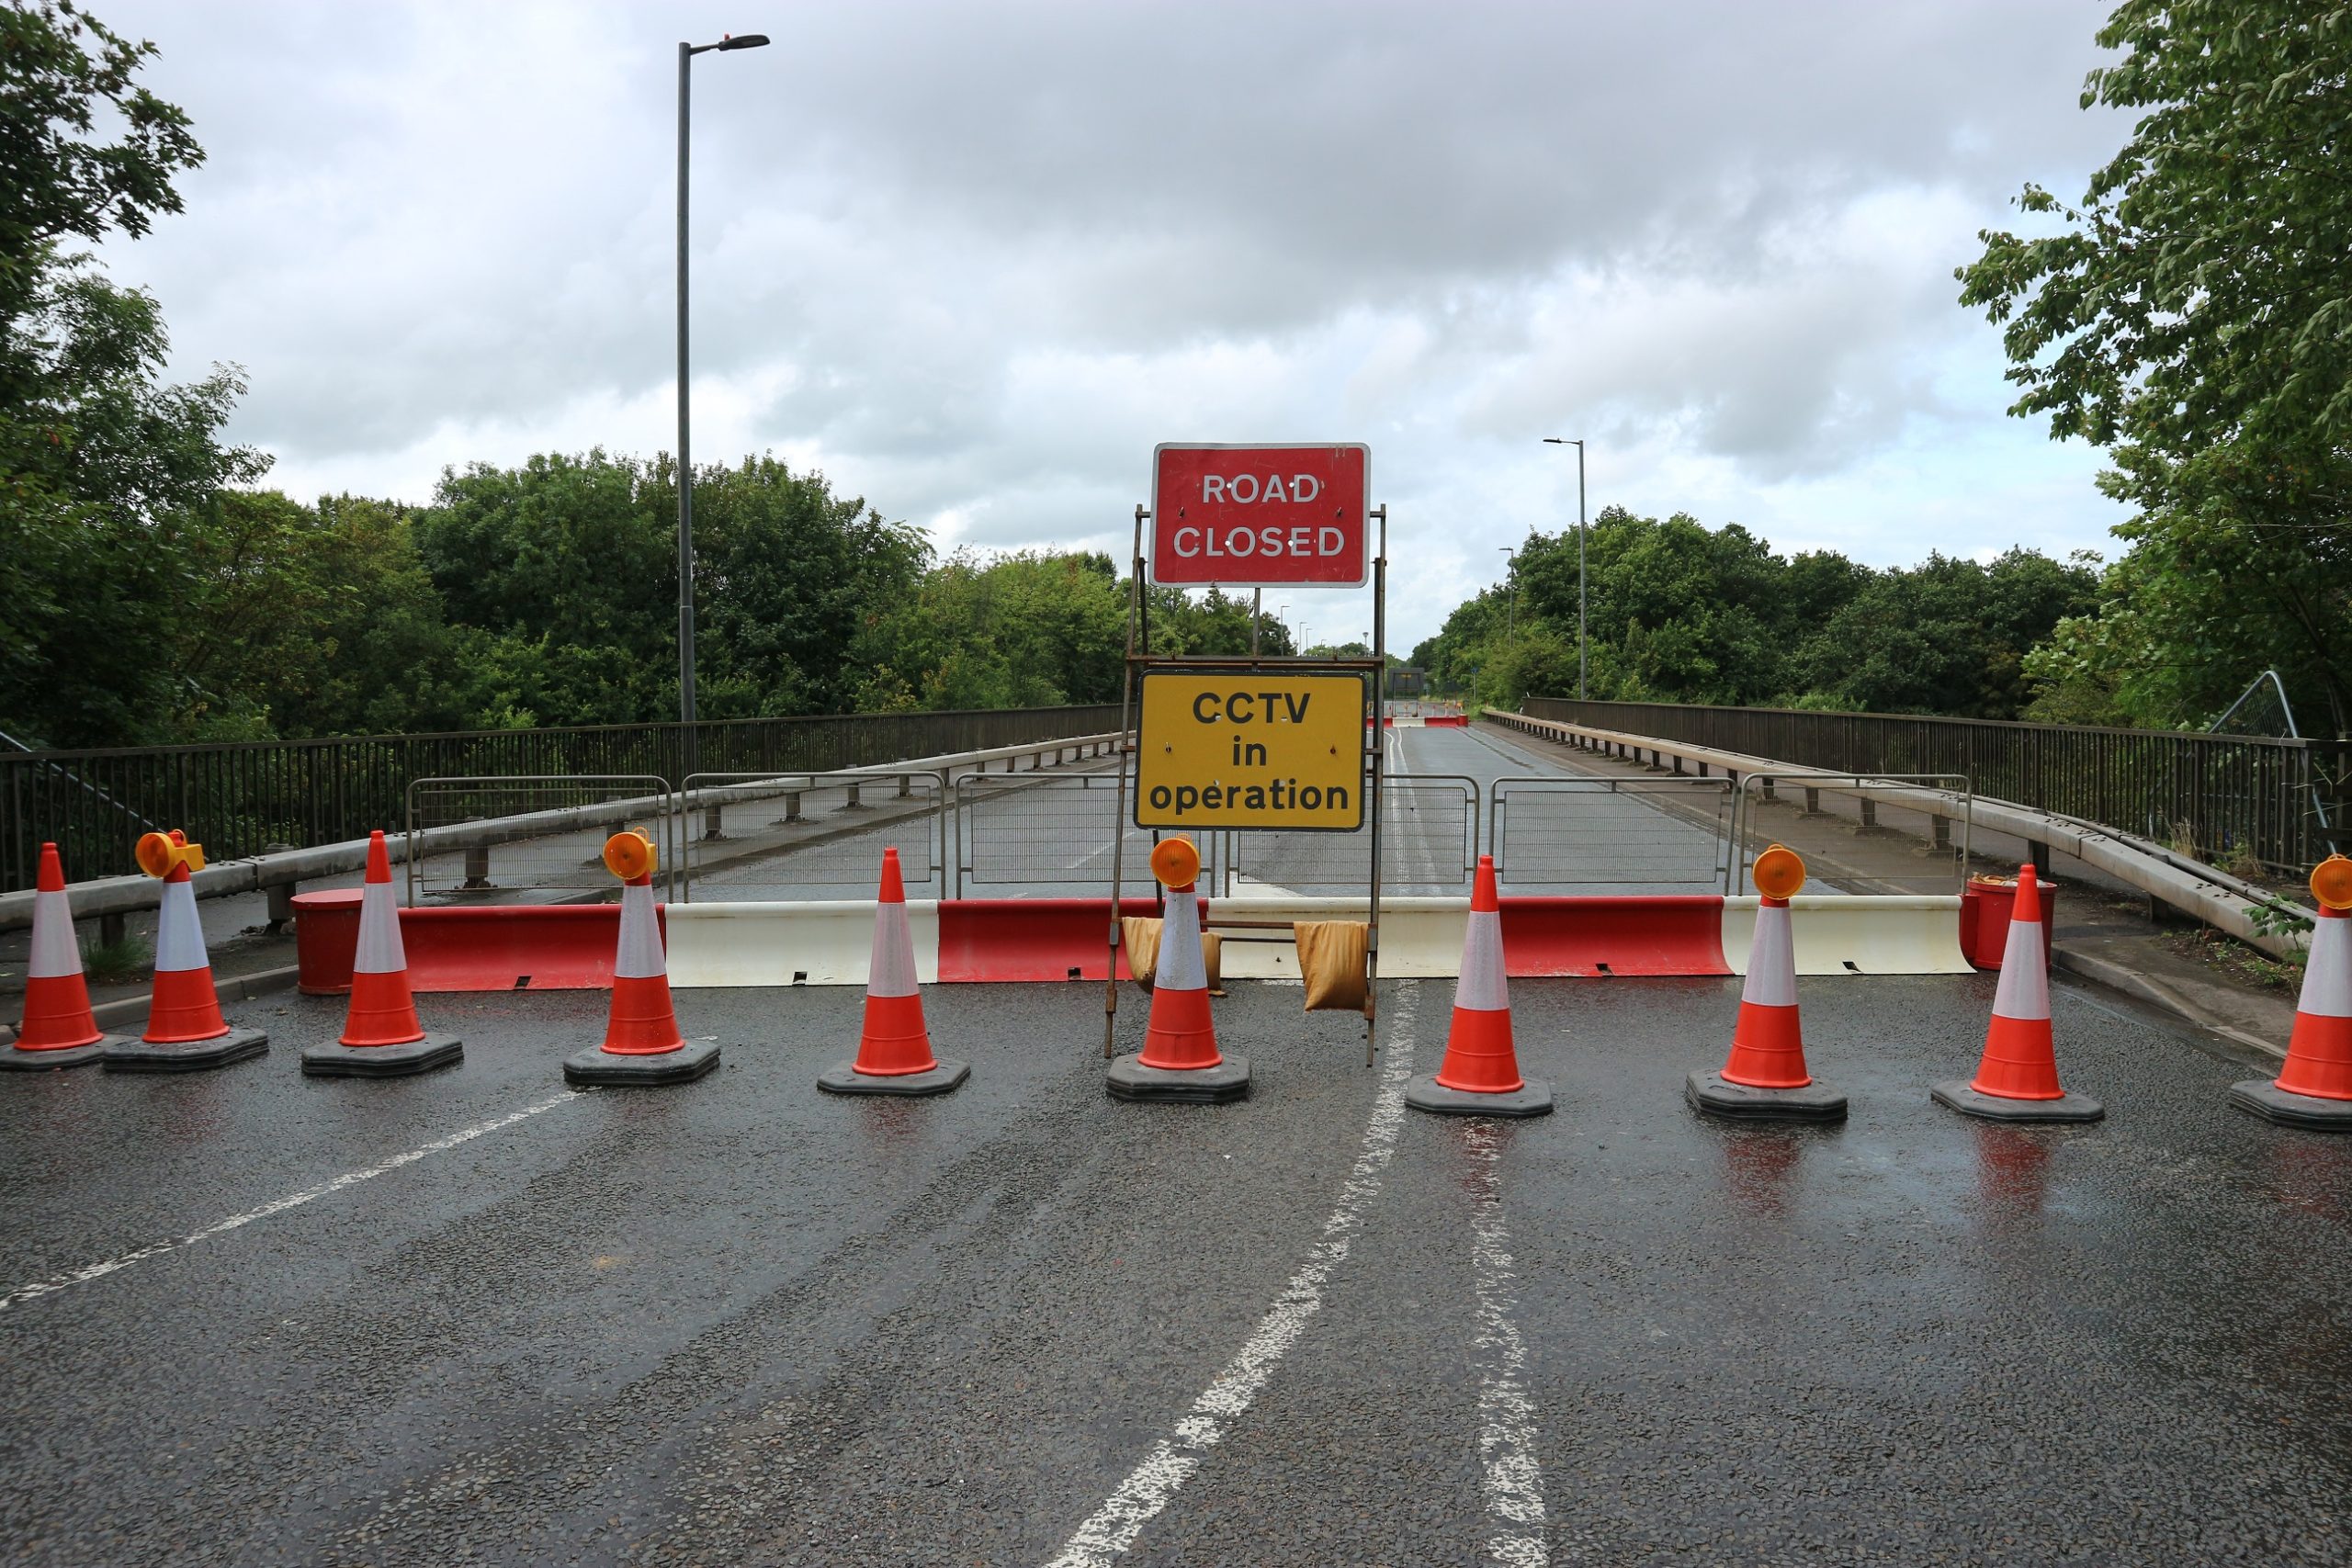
[
  {"x1": 1135, "y1": 671, "x2": 1366, "y2": 830},
  {"x1": 1149, "y1": 443, "x2": 1369, "y2": 588}
]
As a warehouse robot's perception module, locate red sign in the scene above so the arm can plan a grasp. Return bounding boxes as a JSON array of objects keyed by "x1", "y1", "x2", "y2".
[{"x1": 1149, "y1": 443, "x2": 1369, "y2": 587}]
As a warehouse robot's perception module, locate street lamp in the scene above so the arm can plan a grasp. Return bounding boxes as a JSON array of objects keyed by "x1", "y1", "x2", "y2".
[
  {"x1": 1543, "y1": 437, "x2": 1588, "y2": 700},
  {"x1": 677, "y1": 30, "x2": 769, "y2": 777},
  {"x1": 1496, "y1": 546, "x2": 1516, "y2": 635}
]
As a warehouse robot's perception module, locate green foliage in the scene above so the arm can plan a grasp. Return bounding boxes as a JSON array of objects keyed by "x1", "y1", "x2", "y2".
[
  {"x1": 1959, "y1": 2, "x2": 2352, "y2": 732},
  {"x1": 1417, "y1": 509, "x2": 2098, "y2": 716}
]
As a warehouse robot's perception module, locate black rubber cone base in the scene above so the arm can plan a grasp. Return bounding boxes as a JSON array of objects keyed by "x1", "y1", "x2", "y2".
[
  {"x1": 2229, "y1": 1078, "x2": 2352, "y2": 1131},
  {"x1": 301, "y1": 1033, "x2": 464, "y2": 1079},
  {"x1": 1107, "y1": 1053, "x2": 1251, "y2": 1104},
  {"x1": 818, "y1": 1057, "x2": 970, "y2": 1097},
  {"x1": 1406, "y1": 1074, "x2": 1555, "y2": 1118},
  {"x1": 1932, "y1": 1078, "x2": 2103, "y2": 1123},
  {"x1": 1685, "y1": 1069, "x2": 1847, "y2": 1123},
  {"x1": 563, "y1": 1038, "x2": 721, "y2": 1088},
  {"x1": 104, "y1": 1027, "x2": 269, "y2": 1074},
  {"x1": 0, "y1": 1036, "x2": 125, "y2": 1071}
]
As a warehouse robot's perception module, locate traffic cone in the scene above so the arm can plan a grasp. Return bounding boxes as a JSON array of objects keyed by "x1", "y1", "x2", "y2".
[
  {"x1": 3, "y1": 843, "x2": 124, "y2": 1069},
  {"x1": 300, "y1": 831, "x2": 463, "y2": 1078},
  {"x1": 2233, "y1": 854, "x2": 2352, "y2": 1129},
  {"x1": 1408, "y1": 854, "x2": 1551, "y2": 1116},
  {"x1": 563, "y1": 831, "x2": 719, "y2": 1086},
  {"x1": 1934, "y1": 864, "x2": 2101, "y2": 1122},
  {"x1": 820, "y1": 848, "x2": 968, "y2": 1096},
  {"x1": 103, "y1": 830, "x2": 268, "y2": 1072},
  {"x1": 1109, "y1": 838, "x2": 1250, "y2": 1103},
  {"x1": 1687, "y1": 844, "x2": 1845, "y2": 1121}
]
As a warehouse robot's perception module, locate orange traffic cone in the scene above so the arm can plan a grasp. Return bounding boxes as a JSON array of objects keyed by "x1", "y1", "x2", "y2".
[
  {"x1": 1109, "y1": 838, "x2": 1250, "y2": 1103},
  {"x1": 2233, "y1": 854, "x2": 2352, "y2": 1129},
  {"x1": 103, "y1": 830, "x2": 269, "y2": 1072},
  {"x1": 4, "y1": 843, "x2": 122, "y2": 1069},
  {"x1": 820, "y1": 848, "x2": 968, "y2": 1096},
  {"x1": 563, "y1": 831, "x2": 718, "y2": 1086},
  {"x1": 1687, "y1": 844, "x2": 1845, "y2": 1121},
  {"x1": 300, "y1": 831, "x2": 463, "y2": 1078},
  {"x1": 1935, "y1": 864, "x2": 2101, "y2": 1122},
  {"x1": 1408, "y1": 854, "x2": 1552, "y2": 1116}
]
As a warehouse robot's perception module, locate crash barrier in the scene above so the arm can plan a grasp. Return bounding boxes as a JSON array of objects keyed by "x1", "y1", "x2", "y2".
[
  {"x1": 406, "y1": 775, "x2": 677, "y2": 903},
  {"x1": 292, "y1": 893, "x2": 1976, "y2": 990},
  {"x1": 0, "y1": 729, "x2": 1125, "y2": 937},
  {"x1": 682, "y1": 770, "x2": 949, "y2": 900},
  {"x1": 1487, "y1": 707, "x2": 2308, "y2": 960}
]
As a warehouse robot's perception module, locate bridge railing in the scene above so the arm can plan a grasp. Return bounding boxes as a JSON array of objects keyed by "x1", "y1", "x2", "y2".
[
  {"x1": 1524, "y1": 697, "x2": 2348, "y2": 874},
  {"x1": 0, "y1": 705, "x2": 1121, "y2": 893}
]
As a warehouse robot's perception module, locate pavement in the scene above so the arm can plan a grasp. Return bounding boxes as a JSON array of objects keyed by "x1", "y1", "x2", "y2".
[{"x1": 3, "y1": 968, "x2": 2349, "y2": 1564}]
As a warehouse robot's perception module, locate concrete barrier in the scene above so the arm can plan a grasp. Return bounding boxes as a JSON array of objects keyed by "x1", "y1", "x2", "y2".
[{"x1": 1721, "y1": 896, "x2": 1971, "y2": 976}]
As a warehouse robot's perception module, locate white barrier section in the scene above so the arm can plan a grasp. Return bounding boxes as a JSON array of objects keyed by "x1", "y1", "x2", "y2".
[
  {"x1": 665, "y1": 901, "x2": 942, "y2": 988},
  {"x1": 1721, "y1": 896, "x2": 1969, "y2": 976}
]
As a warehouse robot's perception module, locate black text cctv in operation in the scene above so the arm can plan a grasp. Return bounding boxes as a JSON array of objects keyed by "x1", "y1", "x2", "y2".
[{"x1": 1170, "y1": 470, "x2": 1350, "y2": 560}]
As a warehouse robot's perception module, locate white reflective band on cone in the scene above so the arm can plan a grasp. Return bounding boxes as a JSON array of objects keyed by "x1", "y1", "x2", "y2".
[
  {"x1": 1740, "y1": 903, "x2": 1796, "y2": 1008},
  {"x1": 354, "y1": 877, "x2": 407, "y2": 975},
  {"x1": 2300, "y1": 914, "x2": 2352, "y2": 1017},
  {"x1": 1453, "y1": 908, "x2": 1509, "y2": 1013},
  {"x1": 1989, "y1": 908, "x2": 2051, "y2": 1022},
  {"x1": 614, "y1": 881, "x2": 666, "y2": 980},
  {"x1": 153, "y1": 876, "x2": 209, "y2": 975},
  {"x1": 867, "y1": 900, "x2": 919, "y2": 998},
  {"x1": 27, "y1": 888, "x2": 81, "y2": 979},
  {"x1": 1156, "y1": 888, "x2": 1207, "y2": 992}
]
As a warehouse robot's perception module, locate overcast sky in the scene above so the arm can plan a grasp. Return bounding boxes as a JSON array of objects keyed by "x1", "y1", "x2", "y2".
[{"x1": 95, "y1": 0, "x2": 2131, "y2": 653}]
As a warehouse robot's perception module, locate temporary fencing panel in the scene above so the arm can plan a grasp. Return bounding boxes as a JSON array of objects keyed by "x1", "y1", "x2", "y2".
[
  {"x1": 678, "y1": 771, "x2": 947, "y2": 902},
  {"x1": 954, "y1": 770, "x2": 1206, "y2": 897},
  {"x1": 1227, "y1": 773, "x2": 1476, "y2": 895},
  {"x1": 403, "y1": 776, "x2": 673, "y2": 905},
  {"x1": 1487, "y1": 776, "x2": 1735, "y2": 893}
]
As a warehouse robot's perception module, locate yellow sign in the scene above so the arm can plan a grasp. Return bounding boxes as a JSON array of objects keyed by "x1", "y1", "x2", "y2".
[{"x1": 1136, "y1": 671, "x2": 1365, "y2": 830}]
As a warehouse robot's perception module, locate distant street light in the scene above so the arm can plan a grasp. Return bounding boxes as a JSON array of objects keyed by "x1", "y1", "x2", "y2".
[
  {"x1": 1497, "y1": 546, "x2": 1516, "y2": 635},
  {"x1": 676, "y1": 30, "x2": 770, "y2": 777},
  {"x1": 1543, "y1": 437, "x2": 1589, "y2": 700}
]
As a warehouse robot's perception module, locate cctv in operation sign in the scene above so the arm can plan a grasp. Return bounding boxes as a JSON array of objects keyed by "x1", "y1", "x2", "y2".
[
  {"x1": 1135, "y1": 671, "x2": 1366, "y2": 831},
  {"x1": 1149, "y1": 443, "x2": 1369, "y2": 587}
]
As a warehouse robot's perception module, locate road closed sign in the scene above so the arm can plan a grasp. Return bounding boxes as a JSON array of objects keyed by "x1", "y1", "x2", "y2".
[
  {"x1": 1149, "y1": 443, "x2": 1369, "y2": 587},
  {"x1": 1135, "y1": 671, "x2": 1366, "y2": 831}
]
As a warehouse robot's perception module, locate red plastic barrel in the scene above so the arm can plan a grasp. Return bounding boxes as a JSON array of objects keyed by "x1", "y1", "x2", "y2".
[
  {"x1": 1961, "y1": 874, "x2": 2056, "y2": 973},
  {"x1": 292, "y1": 886, "x2": 365, "y2": 994}
]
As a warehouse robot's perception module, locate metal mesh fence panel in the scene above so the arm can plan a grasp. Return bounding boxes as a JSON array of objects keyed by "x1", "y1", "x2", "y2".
[
  {"x1": 404, "y1": 777, "x2": 673, "y2": 904},
  {"x1": 680, "y1": 773, "x2": 945, "y2": 901},
  {"x1": 956, "y1": 772, "x2": 1214, "y2": 896},
  {"x1": 1488, "y1": 776, "x2": 1733, "y2": 892}
]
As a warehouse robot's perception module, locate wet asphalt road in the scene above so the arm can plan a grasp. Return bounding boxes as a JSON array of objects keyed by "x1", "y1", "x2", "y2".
[{"x1": 4, "y1": 967, "x2": 2350, "y2": 1565}]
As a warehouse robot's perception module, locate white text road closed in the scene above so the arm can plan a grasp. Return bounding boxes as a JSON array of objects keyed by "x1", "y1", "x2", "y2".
[
  {"x1": 1135, "y1": 672, "x2": 1366, "y2": 831},
  {"x1": 1148, "y1": 443, "x2": 1369, "y2": 588}
]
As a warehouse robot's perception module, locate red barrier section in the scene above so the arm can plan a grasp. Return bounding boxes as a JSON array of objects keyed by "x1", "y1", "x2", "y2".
[
  {"x1": 291, "y1": 888, "x2": 366, "y2": 994},
  {"x1": 299, "y1": 901, "x2": 657, "y2": 993},
  {"x1": 1425, "y1": 715, "x2": 1468, "y2": 727},
  {"x1": 937, "y1": 897, "x2": 1161, "y2": 982},
  {"x1": 1498, "y1": 897, "x2": 1730, "y2": 977},
  {"x1": 1959, "y1": 877, "x2": 2052, "y2": 973}
]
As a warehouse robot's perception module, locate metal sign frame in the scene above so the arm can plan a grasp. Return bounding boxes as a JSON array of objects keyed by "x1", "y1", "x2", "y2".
[{"x1": 1105, "y1": 487, "x2": 1391, "y2": 1066}]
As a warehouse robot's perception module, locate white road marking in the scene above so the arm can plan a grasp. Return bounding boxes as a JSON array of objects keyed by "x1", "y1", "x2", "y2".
[
  {"x1": 1044, "y1": 983, "x2": 1422, "y2": 1567},
  {"x1": 0, "y1": 1090, "x2": 582, "y2": 1313},
  {"x1": 1465, "y1": 1122, "x2": 1549, "y2": 1567}
]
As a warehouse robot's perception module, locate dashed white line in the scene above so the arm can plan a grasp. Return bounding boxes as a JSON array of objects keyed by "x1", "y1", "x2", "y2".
[
  {"x1": 0, "y1": 1090, "x2": 582, "y2": 1313},
  {"x1": 1465, "y1": 1122, "x2": 1550, "y2": 1567},
  {"x1": 1043, "y1": 983, "x2": 1422, "y2": 1567}
]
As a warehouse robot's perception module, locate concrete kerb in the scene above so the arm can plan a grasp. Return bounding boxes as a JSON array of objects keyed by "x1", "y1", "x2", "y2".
[{"x1": 1485, "y1": 711, "x2": 2307, "y2": 963}]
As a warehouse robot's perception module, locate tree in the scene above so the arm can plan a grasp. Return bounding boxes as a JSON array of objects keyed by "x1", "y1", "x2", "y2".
[
  {"x1": 1958, "y1": 1, "x2": 2352, "y2": 730},
  {"x1": 0, "y1": 2, "x2": 261, "y2": 746}
]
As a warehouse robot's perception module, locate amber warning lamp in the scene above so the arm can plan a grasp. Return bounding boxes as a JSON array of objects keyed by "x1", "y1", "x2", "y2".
[
  {"x1": 602, "y1": 829, "x2": 659, "y2": 882},
  {"x1": 1752, "y1": 842, "x2": 1807, "y2": 901}
]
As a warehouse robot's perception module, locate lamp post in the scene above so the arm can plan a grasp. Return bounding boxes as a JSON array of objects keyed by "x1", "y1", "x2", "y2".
[
  {"x1": 1543, "y1": 436, "x2": 1588, "y2": 700},
  {"x1": 1497, "y1": 546, "x2": 1516, "y2": 635},
  {"x1": 677, "y1": 30, "x2": 769, "y2": 780}
]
